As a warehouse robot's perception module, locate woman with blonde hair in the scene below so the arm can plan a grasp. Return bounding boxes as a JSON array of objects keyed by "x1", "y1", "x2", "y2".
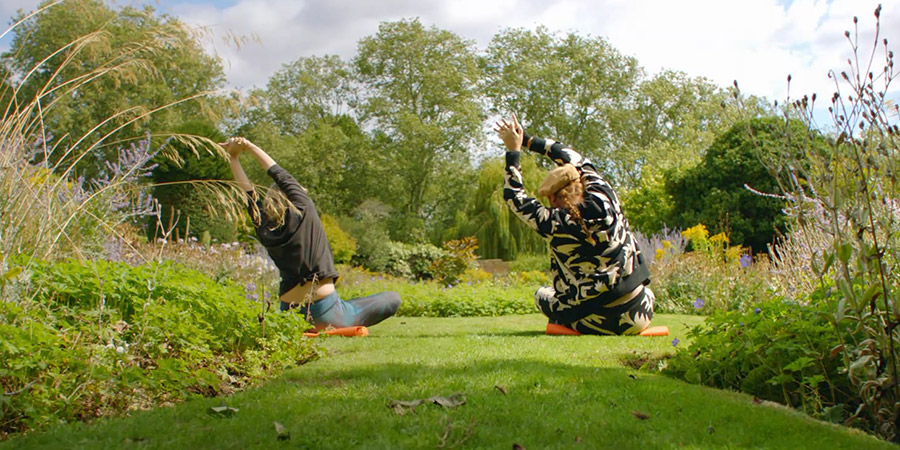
[
  {"x1": 494, "y1": 115, "x2": 654, "y2": 335},
  {"x1": 223, "y1": 137, "x2": 401, "y2": 330}
]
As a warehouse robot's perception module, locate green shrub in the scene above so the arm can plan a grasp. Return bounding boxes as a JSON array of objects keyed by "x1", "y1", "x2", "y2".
[
  {"x1": 429, "y1": 237, "x2": 479, "y2": 284},
  {"x1": 508, "y1": 253, "x2": 549, "y2": 273},
  {"x1": 664, "y1": 291, "x2": 855, "y2": 424},
  {"x1": 336, "y1": 266, "x2": 537, "y2": 317},
  {"x1": 665, "y1": 117, "x2": 812, "y2": 252},
  {"x1": 0, "y1": 259, "x2": 318, "y2": 437},
  {"x1": 384, "y1": 242, "x2": 445, "y2": 280},
  {"x1": 320, "y1": 214, "x2": 356, "y2": 264}
]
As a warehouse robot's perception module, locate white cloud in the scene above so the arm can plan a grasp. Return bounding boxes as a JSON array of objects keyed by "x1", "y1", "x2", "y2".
[{"x1": 2, "y1": 0, "x2": 899, "y2": 103}]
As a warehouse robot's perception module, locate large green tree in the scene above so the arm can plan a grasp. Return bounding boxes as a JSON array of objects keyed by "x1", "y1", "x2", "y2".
[
  {"x1": 484, "y1": 26, "x2": 640, "y2": 180},
  {"x1": 4, "y1": 0, "x2": 224, "y2": 176},
  {"x1": 666, "y1": 117, "x2": 812, "y2": 252},
  {"x1": 353, "y1": 19, "x2": 484, "y2": 242},
  {"x1": 239, "y1": 55, "x2": 382, "y2": 217},
  {"x1": 620, "y1": 73, "x2": 771, "y2": 234}
]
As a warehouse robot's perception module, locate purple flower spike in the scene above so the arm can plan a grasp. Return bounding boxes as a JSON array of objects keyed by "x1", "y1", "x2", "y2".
[{"x1": 672, "y1": 338, "x2": 680, "y2": 347}]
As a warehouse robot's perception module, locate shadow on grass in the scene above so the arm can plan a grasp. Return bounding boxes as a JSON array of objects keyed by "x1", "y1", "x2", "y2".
[{"x1": 5, "y1": 357, "x2": 890, "y2": 450}]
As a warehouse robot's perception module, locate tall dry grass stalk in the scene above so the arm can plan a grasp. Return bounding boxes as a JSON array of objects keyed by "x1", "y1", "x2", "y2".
[
  {"x1": 0, "y1": 1, "x2": 250, "y2": 273},
  {"x1": 740, "y1": 5, "x2": 900, "y2": 440}
]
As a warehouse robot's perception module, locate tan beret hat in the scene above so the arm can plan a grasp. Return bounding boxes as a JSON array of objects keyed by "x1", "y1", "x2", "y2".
[{"x1": 538, "y1": 164, "x2": 579, "y2": 197}]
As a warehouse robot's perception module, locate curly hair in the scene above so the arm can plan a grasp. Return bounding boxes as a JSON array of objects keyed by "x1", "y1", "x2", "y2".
[{"x1": 557, "y1": 179, "x2": 596, "y2": 245}]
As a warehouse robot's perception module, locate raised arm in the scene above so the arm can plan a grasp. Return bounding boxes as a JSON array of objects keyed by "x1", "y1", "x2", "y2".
[
  {"x1": 495, "y1": 114, "x2": 555, "y2": 238},
  {"x1": 221, "y1": 137, "x2": 311, "y2": 209}
]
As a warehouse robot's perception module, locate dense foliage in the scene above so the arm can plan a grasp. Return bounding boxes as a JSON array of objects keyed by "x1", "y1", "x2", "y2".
[
  {"x1": 0, "y1": 259, "x2": 317, "y2": 438},
  {"x1": 666, "y1": 117, "x2": 808, "y2": 252},
  {"x1": 665, "y1": 293, "x2": 853, "y2": 423}
]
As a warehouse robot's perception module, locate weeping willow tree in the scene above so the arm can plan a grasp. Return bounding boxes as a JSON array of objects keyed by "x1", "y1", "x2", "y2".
[{"x1": 446, "y1": 155, "x2": 547, "y2": 260}]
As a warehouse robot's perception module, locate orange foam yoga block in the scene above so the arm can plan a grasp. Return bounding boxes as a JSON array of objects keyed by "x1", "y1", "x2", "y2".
[
  {"x1": 638, "y1": 325, "x2": 669, "y2": 337},
  {"x1": 546, "y1": 323, "x2": 582, "y2": 335},
  {"x1": 546, "y1": 323, "x2": 670, "y2": 337},
  {"x1": 303, "y1": 326, "x2": 370, "y2": 338}
]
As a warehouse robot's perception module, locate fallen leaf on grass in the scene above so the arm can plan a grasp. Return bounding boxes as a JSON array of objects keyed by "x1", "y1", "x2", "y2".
[
  {"x1": 274, "y1": 421, "x2": 290, "y2": 441},
  {"x1": 388, "y1": 393, "x2": 466, "y2": 415},
  {"x1": 494, "y1": 384, "x2": 508, "y2": 395},
  {"x1": 207, "y1": 405, "x2": 239, "y2": 417},
  {"x1": 631, "y1": 410, "x2": 650, "y2": 420}
]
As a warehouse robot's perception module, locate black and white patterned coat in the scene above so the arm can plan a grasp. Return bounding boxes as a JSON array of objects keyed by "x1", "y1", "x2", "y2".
[{"x1": 504, "y1": 134, "x2": 651, "y2": 327}]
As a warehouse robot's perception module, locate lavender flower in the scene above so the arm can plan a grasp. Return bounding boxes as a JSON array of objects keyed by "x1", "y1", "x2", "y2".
[{"x1": 672, "y1": 338, "x2": 680, "y2": 347}]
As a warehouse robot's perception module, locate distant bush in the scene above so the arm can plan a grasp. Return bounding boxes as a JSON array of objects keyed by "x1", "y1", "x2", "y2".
[
  {"x1": 665, "y1": 117, "x2": 812, "y2": 252},
  {"x1": 320, "y1": 214, "x2": 356, "y2": 264},
  {"x1": 508, "y1": 253, "x2": 549, "y2": 274},
  {"x1": 429, "y1": 237, "x2": 479, "y2": 284},
  {"x1": 336, "y1": 266, "x2": 537, "y2": 317}
]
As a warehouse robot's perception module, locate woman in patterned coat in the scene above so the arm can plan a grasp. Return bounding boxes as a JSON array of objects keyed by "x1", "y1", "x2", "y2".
[{"x1": 494, "y1": 115, "x2": 654, "y2": 335}]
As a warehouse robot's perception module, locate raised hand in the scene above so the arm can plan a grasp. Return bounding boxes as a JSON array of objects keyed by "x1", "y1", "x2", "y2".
[
  {"x1": 493, "y1": 113, "x2": 523, "y2": 151},
  {"x1": 220, "y1": 137, "x2": 251, "y2": 158}
]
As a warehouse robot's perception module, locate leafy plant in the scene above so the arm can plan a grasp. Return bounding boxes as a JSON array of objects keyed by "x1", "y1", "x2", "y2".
[
  {"x1": 429, "y1": 237, "x2": 478, "y2": 285},
  {"x1": 732, "y1": 5, "x2": 900, "y2": 440},
  {"x1": 665, "y1": 292, "x2": 855, "y2": 421},
  {"x1": 0, "y1": 259, "x2": 317, "y2": 437}
]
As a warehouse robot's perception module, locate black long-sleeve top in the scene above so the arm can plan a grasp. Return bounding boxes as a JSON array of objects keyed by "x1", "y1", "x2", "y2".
[{"x1": 247, "y1": 165, "x2": 338, "y2": 296}]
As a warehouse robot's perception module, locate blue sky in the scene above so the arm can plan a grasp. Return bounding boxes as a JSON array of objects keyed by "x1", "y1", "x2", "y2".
[{"x1": 2, "y1": 0, "x2": 898, "y2": 107}]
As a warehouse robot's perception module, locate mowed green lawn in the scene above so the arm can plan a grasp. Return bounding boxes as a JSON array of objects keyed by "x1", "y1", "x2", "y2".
[{"x1": 3, "y1": 314, "x2": 892, "y2": 449}]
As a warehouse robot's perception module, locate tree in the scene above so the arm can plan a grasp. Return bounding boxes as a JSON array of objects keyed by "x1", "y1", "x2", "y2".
[
  {"x1": 484, "y1": 27, "x2": 640, "y2": 180},
  {"x1": 250, "y1": 55, "x2": 354, "y2": 136},
  {"x1": 4, "y1": 0, "x2": 225, "y2": 177},
  {"x1": 353, "y1": 19, "x2": 484, "y2": 242},
  {"x1": 666, "y1": 117, "x2": 813, "y2": 252},
  {"x1": 620, "y1": 72, "x2": 771, "y2": 234},
  {"x1": 446, "y1": 156, "x2": 547, "y2": 260},
  {"x1": 238, "y1": 55, "x2": 388, "y2": 217}
]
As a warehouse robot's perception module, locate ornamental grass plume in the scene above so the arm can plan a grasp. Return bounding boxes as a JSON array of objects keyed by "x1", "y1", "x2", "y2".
[{"x1": 0, "y1": 1, "x2": 249, "y2": 269}]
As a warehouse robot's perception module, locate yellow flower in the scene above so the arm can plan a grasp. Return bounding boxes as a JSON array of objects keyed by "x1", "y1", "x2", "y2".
[
  {"x1": 682, "y1": 224, "x2": 709, "y2": 242},
  {"x1": 725, "y1": 245, "x2": 744, "y2": 263},
  {"x1": 709, "y1": 232, "x2": 729, "y2": 245}
]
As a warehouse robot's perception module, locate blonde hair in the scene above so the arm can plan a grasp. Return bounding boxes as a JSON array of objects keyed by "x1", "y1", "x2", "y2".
[
  {"x1": 557, "y1": 179, "x2": 596, "y2": 245},
  {"x1": 250, "y1": 184, "x2": 293, "y2": 230}
]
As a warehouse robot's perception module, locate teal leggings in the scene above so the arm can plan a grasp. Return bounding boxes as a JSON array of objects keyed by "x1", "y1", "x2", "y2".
[{"x1": 282, "y1": 290, "x2": 401, "y2": 329}]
